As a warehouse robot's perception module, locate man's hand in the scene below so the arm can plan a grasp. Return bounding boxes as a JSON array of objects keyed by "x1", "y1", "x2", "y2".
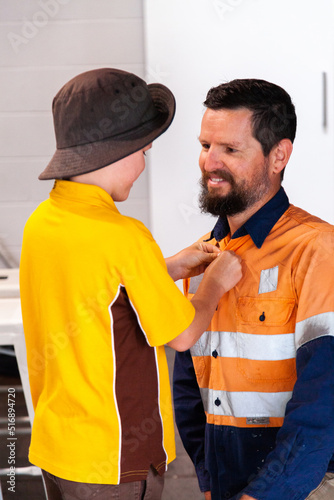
[
  {"x1": 204, "y1": 491, "x2": 211, "y2": 500},
  {"x1": 166, "y1": 242, "x2": 220, "y2": 281}
]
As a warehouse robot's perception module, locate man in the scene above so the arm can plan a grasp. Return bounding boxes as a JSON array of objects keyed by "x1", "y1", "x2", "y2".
[
  {"x1": 173, "y1": 79, "x2": 334, "y2": 500},
  {"x1": 20, "y1": 68, "x2": 242, "y2": 500}
]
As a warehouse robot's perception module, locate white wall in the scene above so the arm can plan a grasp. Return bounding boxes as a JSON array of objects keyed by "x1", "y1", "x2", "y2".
[
  {"x1": 144, "y1": 0, "x2": 334, "y2": 258},
  {"x1": 1, "y1": 1, "x2": 334, "y2": 267},
  {"x1": 0, "y1": 0, "x2": 147, "y2": 267}
]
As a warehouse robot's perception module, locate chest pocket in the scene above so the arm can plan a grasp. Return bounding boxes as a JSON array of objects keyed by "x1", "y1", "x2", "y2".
[
  {"x1": 236, "y1": 296, "x2": 297, "y2": 383},
  {"x1": 237, "y1": 297, "x2": 295, "y2": 329}
]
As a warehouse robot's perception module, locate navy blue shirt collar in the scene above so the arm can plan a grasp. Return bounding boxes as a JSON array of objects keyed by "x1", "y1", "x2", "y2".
[{"x1": 207, "y1": 187, "x2": 290, "y2": 249}]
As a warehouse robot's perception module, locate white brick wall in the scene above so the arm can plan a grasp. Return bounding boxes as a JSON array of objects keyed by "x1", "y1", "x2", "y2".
[{"x1": 0, "y1": 0, "x2": 148, "y2": 266}]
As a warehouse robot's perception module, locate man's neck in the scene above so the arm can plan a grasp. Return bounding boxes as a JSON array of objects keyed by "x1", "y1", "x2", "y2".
[{"x1": 227, "y1": 186, "x2": 281, "y2": 236}]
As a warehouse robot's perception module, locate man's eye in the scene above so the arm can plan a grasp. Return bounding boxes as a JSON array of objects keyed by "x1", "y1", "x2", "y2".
[
  {"x1": 202, "y1": 143, "x2": 210, "y2": 150},
  {"x1": 227, "y1": 147, "x2": 237, "y2": 153}
]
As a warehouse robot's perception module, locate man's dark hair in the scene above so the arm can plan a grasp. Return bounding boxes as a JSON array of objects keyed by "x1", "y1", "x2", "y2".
[{"x1": 204, "y1": 79, "x2": 297, "y2": 179}]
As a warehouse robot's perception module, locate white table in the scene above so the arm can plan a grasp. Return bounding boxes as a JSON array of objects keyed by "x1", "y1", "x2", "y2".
[
  {"x1": 0, "y1": 298, "x2": 33, "y2": 422},
  {"x1": 0, "y1": 298, "x2": 48, "y2": 498}
]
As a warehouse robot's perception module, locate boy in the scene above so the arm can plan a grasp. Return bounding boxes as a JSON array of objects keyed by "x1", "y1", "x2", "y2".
[{"x1": 20, "y1": 68, "x2": 241, "y2": 500}]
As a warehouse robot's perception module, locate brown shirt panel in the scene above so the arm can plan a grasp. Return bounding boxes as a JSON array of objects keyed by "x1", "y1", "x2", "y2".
[{"x1": 111, "y1": 286, "x2": 166, "y2": 482}]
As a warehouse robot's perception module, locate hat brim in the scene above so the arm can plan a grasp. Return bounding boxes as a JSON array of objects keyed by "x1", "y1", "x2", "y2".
[{"x1": 38, "y1": 83, "x2": 176, "y2": 180}]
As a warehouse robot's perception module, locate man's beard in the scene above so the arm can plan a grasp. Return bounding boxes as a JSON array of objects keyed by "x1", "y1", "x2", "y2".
[{"x1": 199, "y1": 162, "x2": 271, "y2": 218}]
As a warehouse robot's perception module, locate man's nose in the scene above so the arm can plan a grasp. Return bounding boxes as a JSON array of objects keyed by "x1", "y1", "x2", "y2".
[{"x1": 203, "y1": 148, "x2": 221, "y2": 172}]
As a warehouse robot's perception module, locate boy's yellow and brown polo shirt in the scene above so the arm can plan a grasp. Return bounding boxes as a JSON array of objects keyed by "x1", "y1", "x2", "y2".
[{"x1": 20, "y1": 180, "x2": 195, "y2": 484}]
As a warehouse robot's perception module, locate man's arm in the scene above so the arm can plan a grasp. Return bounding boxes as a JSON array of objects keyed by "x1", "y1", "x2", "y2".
[
  {"x1": 240, "y1": 336, "x2": 334, "y2": 499},
  {"x1": 240, "y1": 232, "x2": 334, "y2": 499},
  {"x1": 173, "y1": 349, "x2": 211, "y2": 493}
]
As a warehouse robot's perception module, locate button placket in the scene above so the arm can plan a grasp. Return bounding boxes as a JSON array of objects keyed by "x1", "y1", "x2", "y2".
[{"x1": 210, "y1": 336, "x2": 221, "y2": 414}]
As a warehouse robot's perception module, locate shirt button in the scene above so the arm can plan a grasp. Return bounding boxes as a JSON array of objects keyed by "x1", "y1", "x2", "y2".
[
  {"x1": 214, "y1": 398, "x2": 221, "y2": 406},
  {"x1": 212, "y1": 350, "x2": 218, "y2": 358}
]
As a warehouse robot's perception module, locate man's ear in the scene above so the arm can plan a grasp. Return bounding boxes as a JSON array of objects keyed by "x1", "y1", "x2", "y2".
[{"x1": 269, "y1": 139, "x2": 293, "y2": 175}]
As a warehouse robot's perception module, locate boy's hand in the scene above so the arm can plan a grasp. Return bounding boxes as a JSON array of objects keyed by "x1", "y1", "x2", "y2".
[
  {"x1": 203, "y1": 249, "x2": 242, "y2": 294},
  {"x1": 166, "y1": 242, "x2": 220, "y2": 281},
  {"x1": 167, "y1": 249, "x2": 242, "y2": 351}
]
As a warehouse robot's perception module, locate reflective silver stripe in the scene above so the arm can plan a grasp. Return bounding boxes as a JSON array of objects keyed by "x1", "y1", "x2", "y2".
[
  {"x1": 188, "y1": 273, "x2": 204, "y2": 294},
  {"x1": 258, "y1": 266, "x2": 279, "y2": 294},
  {"x1": 295, "y1": 311, "x2": 334, "y2": 349},
  {"x1": 191, "y1": 330, "x2": 296, "y2": 361},
  {"x1": 199, "y1": 387, "x2": 292, "y2": 418}
]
